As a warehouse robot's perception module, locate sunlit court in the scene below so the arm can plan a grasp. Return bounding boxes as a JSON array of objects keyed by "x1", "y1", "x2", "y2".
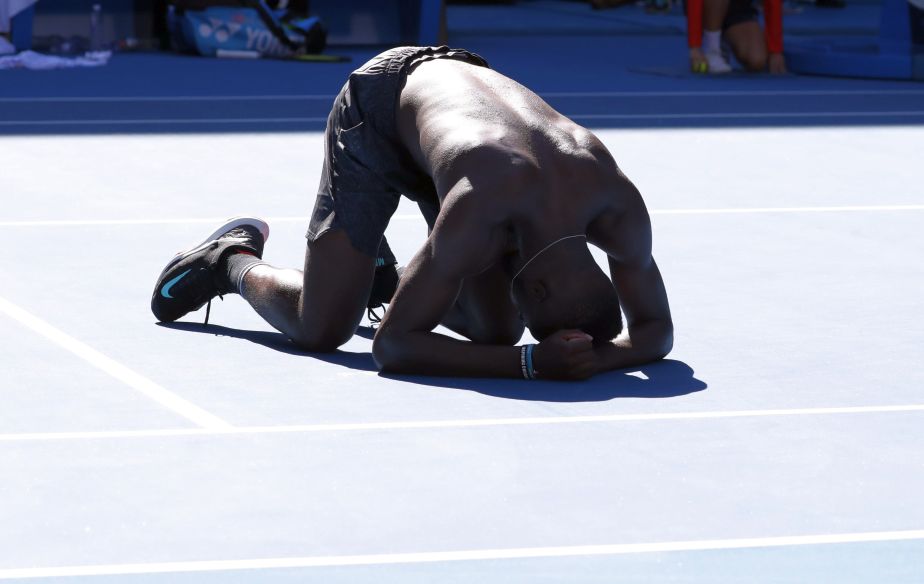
[{"x1": 1, "y1": 0, "x2": 923, "y2": 581}]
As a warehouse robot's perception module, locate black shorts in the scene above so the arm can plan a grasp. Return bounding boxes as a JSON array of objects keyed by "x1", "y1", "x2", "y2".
[
  {"x1": 723, "y1": 0, "x2": 758, "y2": 30},
  {"x1": 306, "y1": 46, "x2": 489, "y2": 261}
]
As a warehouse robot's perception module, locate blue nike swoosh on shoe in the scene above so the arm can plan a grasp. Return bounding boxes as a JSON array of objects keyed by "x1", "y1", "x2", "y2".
[{"x1": 160, "y1": 269, "x2": 192, "y2": 299}]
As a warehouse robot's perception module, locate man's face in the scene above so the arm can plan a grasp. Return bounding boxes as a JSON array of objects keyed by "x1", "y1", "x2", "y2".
[
  {"x1": 510, "y1": 275, "x2": 578, "y2": 341},
  {"x1": 510, "y1": 261, "x2": 622, "y2": 343}
]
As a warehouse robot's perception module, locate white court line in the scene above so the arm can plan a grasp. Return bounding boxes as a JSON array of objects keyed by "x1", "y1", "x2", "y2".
[
  {"x1": 1, "y1": 205, "x2": 922, "y2": 228},
  {"x1": 647, "y1": 204, "x2": 924, "y2": 215},
  {"x1": 2, "y1": 529, "x2": 923, "y2": 578},
  {"x1": 2, "y1": 110, "x2": 921, "y2": 127},
  {"x1": 1, "y1": 89, "x2": 922, "y2": 103},
  {"x1": 2, "y1": 403, "x2": 923, "y2": 442},
  {"x1": 543, "y1": 89, "x2": 924, "y2": 98},
  {"x1": 0, "y1": 216, "x2": 311, "y2": 228},
  {"x1": 398, "y1": 204, "x2": 924, "y2": 218},
  {"x1": 0, "y1": 94, "x2": 336, "y2": 103},
  {"x1": 569, "y1": 111, "x2": 924, "y2": 120},
  {"x1": 0, "y1": 295, "x2": 231, "y2": 430},
  {"x1": 0, "y1": 117, "x2": 327, "y2": 126}
]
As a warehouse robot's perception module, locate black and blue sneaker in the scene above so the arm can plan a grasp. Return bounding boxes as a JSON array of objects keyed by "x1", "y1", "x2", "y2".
[{"x1": 151, "y1": 217, "x2": 269, "y2": 323}]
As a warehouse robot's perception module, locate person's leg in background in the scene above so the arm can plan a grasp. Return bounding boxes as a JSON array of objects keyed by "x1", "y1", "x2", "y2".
[
  {"x1": 720, "y1": 0, "x2": 784, "y2": 72},
  {"x1": 702, "y1": 0, "x2": 733, "y2": 72},
  {"x1": 723, "y1": 19, "x2": 768, "y2": 71}
]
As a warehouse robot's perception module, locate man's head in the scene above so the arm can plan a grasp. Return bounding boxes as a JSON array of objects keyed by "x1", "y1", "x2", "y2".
[{"x1": 510, "y1": 236, "x2": 623, "y2": 343}]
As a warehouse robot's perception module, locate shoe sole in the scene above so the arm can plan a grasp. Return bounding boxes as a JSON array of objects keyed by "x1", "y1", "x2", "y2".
[{"x1": 156, "y1": 216, "x2": 270, "y2": 282}]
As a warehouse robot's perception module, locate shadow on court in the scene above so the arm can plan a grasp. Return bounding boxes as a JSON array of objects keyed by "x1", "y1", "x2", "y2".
[
  {"x1": 158, "y1": 322, "x2": 706, "y2": 401},
  {"x1": 157, "y1": 321, "x2": 378, "y2": 371},
  {"x1": 389, "y1": 359, "x2": 706, "y2": 402}
]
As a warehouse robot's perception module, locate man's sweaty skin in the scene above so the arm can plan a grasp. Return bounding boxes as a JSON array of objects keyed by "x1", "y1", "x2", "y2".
[{"x1": 372, "y1": 59, "x2": 673, "y2": 380}]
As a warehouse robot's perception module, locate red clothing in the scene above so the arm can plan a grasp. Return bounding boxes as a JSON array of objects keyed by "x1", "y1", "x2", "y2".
[
  {"x1": 686, "y1": 0, "x2": 783, "y2": 54},
  {"x1": 763, "y1": 0, "x2": 783, "y2": 54}
]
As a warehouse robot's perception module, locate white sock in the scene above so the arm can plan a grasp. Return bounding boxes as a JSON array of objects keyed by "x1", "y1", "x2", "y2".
[
  {"x1": 236, "y1": 261, "x2": 268, "y2": 296},
  {"x1": 703, "y1": 30, "x2": 722, "y2": 53}
]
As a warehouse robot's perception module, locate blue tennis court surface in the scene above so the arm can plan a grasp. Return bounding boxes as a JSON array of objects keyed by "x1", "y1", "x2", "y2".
[{"x1": 1, "y1": 0, "x2": 923, "y2": 581}]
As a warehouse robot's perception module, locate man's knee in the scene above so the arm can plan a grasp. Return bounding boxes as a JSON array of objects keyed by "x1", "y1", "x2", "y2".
[
  {"x1": 290, "y1": 322, "x2": 354, "y2": 352},
  {"x1": 725, "y1": 21, "x2": 768, "y2": 72}
]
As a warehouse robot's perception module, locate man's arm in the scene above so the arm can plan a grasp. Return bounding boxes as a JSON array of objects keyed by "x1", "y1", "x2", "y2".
[
  {"x1": 597, "y1": 255, "x2": 673, "y2": 370},
  {"x1": 372, "y1": 185, "x2": 598, "y2": 379},
  {"x1": 372, "y1": 248, "x2": 525, "y2": 378},
  {"x1": 372, "y1": 194, "x2": 525, "y2": 378},
  {"x1": 764, "y1": 0, "x2": 787, "y2": 73},
  {"x1": 588, "y1": 188, "x2": 674, "y2": 372}
]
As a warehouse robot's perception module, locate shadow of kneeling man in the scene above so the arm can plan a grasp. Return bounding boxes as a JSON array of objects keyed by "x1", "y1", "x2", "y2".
[
  {"x1": 157, "y1": 323, "x2": 705, "y2": 402},
  {"x1": 383, "y1": 358, "x2": 707, "y2": 402}
]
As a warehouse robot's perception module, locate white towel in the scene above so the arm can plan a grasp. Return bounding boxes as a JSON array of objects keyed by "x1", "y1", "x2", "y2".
[{"x1": 0, "y1": 49, "x2": 111, "y2": 70}]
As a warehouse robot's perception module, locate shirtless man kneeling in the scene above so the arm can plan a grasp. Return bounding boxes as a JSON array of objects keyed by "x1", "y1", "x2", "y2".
[{"x1": 151, "y1": 46, "x2": 673, "y2": 381}]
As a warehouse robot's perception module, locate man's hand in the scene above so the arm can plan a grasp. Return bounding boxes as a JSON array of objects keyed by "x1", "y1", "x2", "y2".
[
  {"x1": 689, "y1": 47, "x2": 708, "y2": 74},
  {"x1": 533, "y1": 330, "x2": 599, "y2": 381},
  {"x1": 768, "y1": 52, "x2": 787, "y2": 74}
]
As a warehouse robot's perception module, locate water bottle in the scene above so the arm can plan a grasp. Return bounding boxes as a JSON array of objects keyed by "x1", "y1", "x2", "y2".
[{"x1": 89, "y1": 4, "x2": 103, "y2": 51}]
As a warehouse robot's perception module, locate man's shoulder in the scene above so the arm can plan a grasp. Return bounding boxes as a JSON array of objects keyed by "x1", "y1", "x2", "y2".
[
  {"x1": 435, "y1": 138, "x2": 543, "y2": 199},
  {"x1": 586, "y1": 177, "x2": 654, "y2": 264}
]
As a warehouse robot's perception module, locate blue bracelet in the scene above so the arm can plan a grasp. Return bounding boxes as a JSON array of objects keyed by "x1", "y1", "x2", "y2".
[{"x1": 525, "y1": 344, "x2": 537, "y2": 380}]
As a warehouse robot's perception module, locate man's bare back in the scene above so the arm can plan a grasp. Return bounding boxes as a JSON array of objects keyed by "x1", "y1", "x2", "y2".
[
  {"x1": 398, "y1": 59, "x2": 624, "y2": 226},
  {"x1": 391, "y1": 60, "x2": 641, "y2": 278}
]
